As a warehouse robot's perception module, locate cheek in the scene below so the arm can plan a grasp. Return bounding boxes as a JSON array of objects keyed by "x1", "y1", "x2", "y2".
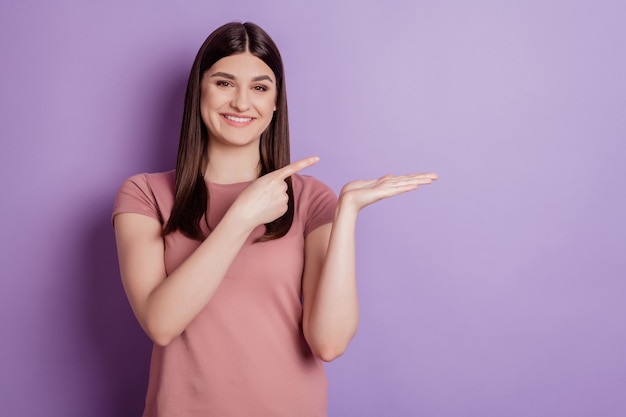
[
  {"x1": 199, "y1": 83, "x2": 220, "y2": 111},
  {"x1": 259, "y1": 93, "x2": 278, "y2": 115},
  {"x1": 199, "y1": 94, "x2": 221, "y2": 126},
  {"x1": 257, "y1": 97, "x2": 277, "y2": 122}
]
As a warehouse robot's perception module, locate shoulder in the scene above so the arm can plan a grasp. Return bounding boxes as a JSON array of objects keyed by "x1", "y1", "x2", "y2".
[
  {"x1": 291, "y1": 173, "x2": 335, "y2": 197},
  {"x1": 120, "y1": 170, "x2": 175, "y2": 194},
  {"x1": 113, "y1": 170, "x2": 176, "y2": 224},
  {"x1": 291, "y1": 174, "x2": 337, "y2": 235}
]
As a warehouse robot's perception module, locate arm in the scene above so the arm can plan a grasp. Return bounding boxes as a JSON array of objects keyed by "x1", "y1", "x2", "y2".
[
  {"x1": 302, "y1": 173, "x2": 438, "y2": 362},
  {"x1": 114, "y1": 157, "x2": 320, "y2": 346},
  {"x1": 114, "y1": 210, "x2": 255, "y2": 346}
]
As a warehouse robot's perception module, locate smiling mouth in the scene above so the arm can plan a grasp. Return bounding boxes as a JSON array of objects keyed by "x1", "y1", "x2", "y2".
[{"x1": 223, "y1": 114, "x2": 253, "y2": 123}]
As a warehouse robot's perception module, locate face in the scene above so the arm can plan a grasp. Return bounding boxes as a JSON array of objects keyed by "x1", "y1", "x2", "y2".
[{"x1": 200, "y1": 52, "x2": 278, "y2": 150}]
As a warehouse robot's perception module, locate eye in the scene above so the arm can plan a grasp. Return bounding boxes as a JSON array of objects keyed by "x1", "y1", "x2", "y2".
[
  {"x1": 253, "y1": 85, "x2": 268, "y2": 92},
  {"x1": 215, "y1": 80, "x2": 233, "y2": 87}
]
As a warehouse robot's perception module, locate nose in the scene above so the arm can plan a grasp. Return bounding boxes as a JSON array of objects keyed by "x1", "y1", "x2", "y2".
[{"x1": 230, "y1": 87, "x2": 250, "y2": 112}]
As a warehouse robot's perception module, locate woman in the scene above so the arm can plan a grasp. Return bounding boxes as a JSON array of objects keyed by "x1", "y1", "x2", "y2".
[{"x1": 113, "y1": 21, "x2": 437, "y2": 417}]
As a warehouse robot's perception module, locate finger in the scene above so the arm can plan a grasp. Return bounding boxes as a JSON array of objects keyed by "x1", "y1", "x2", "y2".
[
  {"x1": 273, "y1": 156, "x2": 320, "y2": 179},
  {"x1": 376, "y1": 175, "x2": 432, "y2": 186},
  {"x1": 392, "y1": 176, "x2": 436, "y2": 185},
  {"x1": 379, "y1": 184, "x2": 422, "y2": 199},
  {"x1": 381, "y1": 180, "x2": 432, "y2": 190},
  {"x1": 383, "y1": 173, "x2": 438, "y2": 181},
  {"x1": 376, "y1": 174, "x2": 438, "y2": 188}
]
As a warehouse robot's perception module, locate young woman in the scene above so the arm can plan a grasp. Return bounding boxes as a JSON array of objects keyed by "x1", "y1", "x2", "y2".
[{"x1": 113, "y1": 21, "x2": 437, "y2": 417}]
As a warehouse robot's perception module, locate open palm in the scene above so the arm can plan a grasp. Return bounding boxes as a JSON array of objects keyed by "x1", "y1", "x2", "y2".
[{"x1": 339, "y1": 173, "x2": 438, "y2": 211}]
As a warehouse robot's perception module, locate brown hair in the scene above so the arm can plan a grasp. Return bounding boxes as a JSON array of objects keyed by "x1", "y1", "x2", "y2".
[{"x1": 163, "y1": 22, "x2": 293, "y2": 242}]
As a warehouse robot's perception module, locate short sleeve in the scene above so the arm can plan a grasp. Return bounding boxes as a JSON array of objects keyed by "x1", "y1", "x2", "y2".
[
  {"x1": 300, "y1": 175, "x2": 337, "y2": 237},
  {"x1": 112, "y1": 173, "x2": 162, "y2": 226}
]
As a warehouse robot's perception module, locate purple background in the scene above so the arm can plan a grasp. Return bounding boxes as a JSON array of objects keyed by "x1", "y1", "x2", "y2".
[{"x1": 1, "y1": 1, "x2": 625, "y2": 416}]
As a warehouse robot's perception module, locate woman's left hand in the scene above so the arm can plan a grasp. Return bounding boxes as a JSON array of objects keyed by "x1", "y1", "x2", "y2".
[{"x1": 338, "y1": 173, "x2": 438, "y2": 212}]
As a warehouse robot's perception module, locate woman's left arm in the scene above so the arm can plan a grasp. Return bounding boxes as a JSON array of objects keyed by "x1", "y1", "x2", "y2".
[{"x1": 302, "y1": 173, "x2": 438, "y2": 362}]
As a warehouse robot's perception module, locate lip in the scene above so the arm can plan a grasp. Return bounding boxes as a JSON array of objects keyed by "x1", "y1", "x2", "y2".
[{"x1": 221, "y1": 113, "x2": 255, "y2": 127}]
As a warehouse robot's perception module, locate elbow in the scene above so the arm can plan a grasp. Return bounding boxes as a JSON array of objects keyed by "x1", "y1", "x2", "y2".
[
  {"x1": 308, "y1": 338, "x2": 350, "y2": 362},
  {"x1": 143, "y1": 320, "x2": 179, "y2": 347},
  {"x1": 304, "y1": 322, "x2": 357, "y2": 362},
  {"x1": 315, "y1": 345, "x2": 347, "y2": 362},
  {"x1": 151, "y1": 333, "x2": 175, "y2": 347}
]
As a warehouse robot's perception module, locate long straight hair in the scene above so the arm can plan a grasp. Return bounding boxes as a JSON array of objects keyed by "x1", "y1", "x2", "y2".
[{"x1": 163, "y1": 22, "x2": 293, "y2": 242}]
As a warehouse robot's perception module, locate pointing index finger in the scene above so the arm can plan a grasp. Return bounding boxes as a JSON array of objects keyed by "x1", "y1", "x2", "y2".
[{"x1": 274, "y1": 156, "x2": 320, "y2": 180}]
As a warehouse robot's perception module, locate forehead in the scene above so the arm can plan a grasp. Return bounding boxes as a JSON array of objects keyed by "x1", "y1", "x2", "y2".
[{"x1": 206, "y1": 52, "x2": 275, "y2": 81}]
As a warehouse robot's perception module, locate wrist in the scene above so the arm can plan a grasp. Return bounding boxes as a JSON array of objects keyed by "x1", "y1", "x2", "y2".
[
  {"x1": 335, "y1": 194, "x2": 359, "y2": 221},
  {"x1": 219, "y1": 209, "x2": 257, "y2": 239}
]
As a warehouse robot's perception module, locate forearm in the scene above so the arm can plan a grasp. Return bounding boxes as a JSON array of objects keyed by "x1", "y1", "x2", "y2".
[
  {"x1": 143, "y1": 213, "x2": 254, "y2": 346},
  {"x1": 306, "y1": 200, "x2": 360, "y2": 361},
  {"x1": 303, "y1": 172, "x2": 438, "y2": 360},
  {"x1": 121, "y1": 158, "x2": 325, "y2": 346}
]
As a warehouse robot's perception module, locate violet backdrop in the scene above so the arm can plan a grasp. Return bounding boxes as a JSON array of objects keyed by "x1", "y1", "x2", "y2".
[{"x1": 1, "y1": 0, "x2": 625, "y2": 416}]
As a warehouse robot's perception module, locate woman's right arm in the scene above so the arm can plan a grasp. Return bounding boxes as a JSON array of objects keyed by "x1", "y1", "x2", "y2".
[
  {"x1": 114, "y1": 210, "x2": 255, "y2": 346},
  {"x1": 114, "y1": 156, "x2": 319, "y2": 346}
]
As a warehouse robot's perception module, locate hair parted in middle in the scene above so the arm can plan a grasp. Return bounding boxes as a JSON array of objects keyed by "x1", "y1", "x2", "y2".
[{"x1": 163, "y1": 21, "x2": 293, "y2": 242}]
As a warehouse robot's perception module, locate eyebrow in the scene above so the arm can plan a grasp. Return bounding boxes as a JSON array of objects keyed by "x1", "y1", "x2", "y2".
[{"x1": 210, "y1": 72, "x2": 274, "y2": 84}]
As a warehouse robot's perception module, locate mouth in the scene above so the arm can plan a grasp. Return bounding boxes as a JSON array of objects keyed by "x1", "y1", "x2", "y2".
[{"x1": 222, "y1": 114, "x2": 254, "y2": 124}]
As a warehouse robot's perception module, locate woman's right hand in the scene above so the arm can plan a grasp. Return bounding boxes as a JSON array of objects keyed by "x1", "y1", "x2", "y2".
[
  {"x1": 114, "y1": 156, "x2": 318, "y2": 346},
  {"x1": 230, "y1": 156, "x2": 320, "y2": 228}
]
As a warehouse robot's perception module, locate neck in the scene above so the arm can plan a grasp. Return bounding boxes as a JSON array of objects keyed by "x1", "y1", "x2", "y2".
[{"x1": 204, "y1": 141, "x2": 261, "y2": 184}]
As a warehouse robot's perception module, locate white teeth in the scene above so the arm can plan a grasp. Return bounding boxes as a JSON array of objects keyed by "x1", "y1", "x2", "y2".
[{"x1": 224, "y1": 115, "x2": 252, "y2": 123}]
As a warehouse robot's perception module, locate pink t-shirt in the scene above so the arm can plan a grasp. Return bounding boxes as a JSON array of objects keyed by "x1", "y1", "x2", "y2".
[{"x1": 112, "y1": 171, "x2": 337, "y2": 417}]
